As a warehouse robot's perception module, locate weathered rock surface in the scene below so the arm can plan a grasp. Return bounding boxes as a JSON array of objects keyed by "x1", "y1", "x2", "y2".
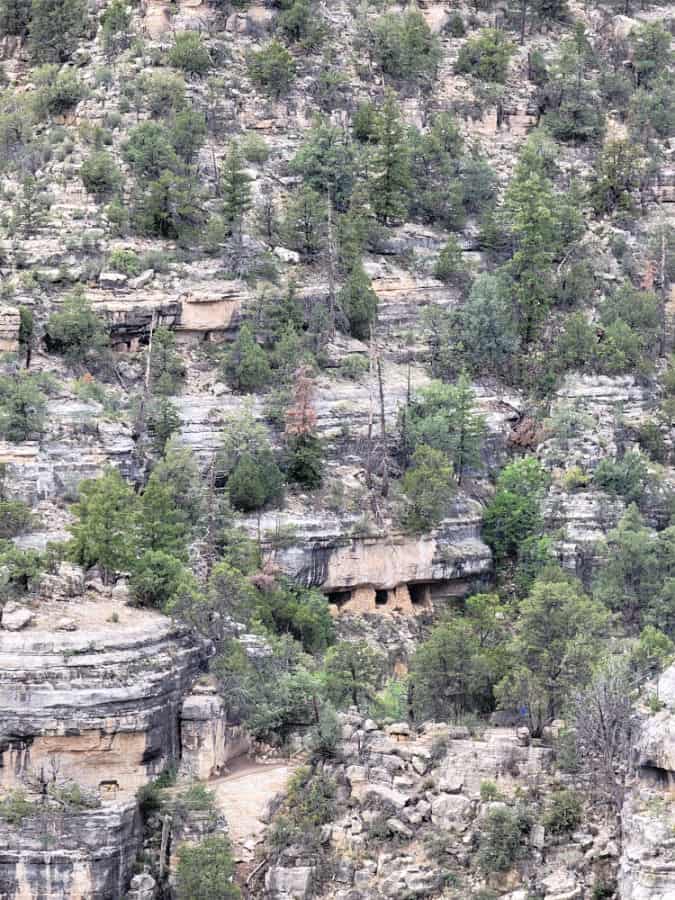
[
  {"x1": 619, "y1": 663, "x2": 675, "y2": 899},
  {"x1": 0, "y1": 799, "x2": 141, "y2": 900},
  {"x1": 0, "y1": 612, "x2": 208, "y2": 795}
]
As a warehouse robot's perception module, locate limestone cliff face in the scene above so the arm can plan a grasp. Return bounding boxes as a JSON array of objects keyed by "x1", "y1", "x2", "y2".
[
  {"x1": 259, "y1": 500, "x2": 492, "y2": 615},
  {"x1": 0, "y1": 608, "x2": 220, "y2": 900},
  {"x1": 0, "y1": 617, "x2": 208, "y2": 796},
  {"x1": 0, "y1": 800, "x2": 141, "y2": 900},
  {"x1": 619, "y1": 666, "x2": 675, "y2": 900}
]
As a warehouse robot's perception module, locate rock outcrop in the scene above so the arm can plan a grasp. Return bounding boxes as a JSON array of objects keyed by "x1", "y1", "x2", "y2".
[
  {"x1": 0, "y1": 613, "x2": 208, "y2": 796},
  {"x1": 620, "y1": 665, "x2": 675, "y2": 899},
  {"x1": 262, "y1": 713, "x2": 618, "y2": 900},
  {"x1": 0, "y1": 800, "x2": 141, "y2": 900},
  {"x1": 259, "y1": 500, "x2": 492, "y2": 615}
]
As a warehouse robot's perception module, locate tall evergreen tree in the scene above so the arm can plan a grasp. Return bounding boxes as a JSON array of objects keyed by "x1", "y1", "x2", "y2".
[
  {"x1": 68, "y1": 468, "x2": 138, "y2": 583},
  {"x1": 368, "y1": 92, "x2": 412, "y2": 225},
  {"x1": 221, "y1": 142, "x2": 252, "y2": 240}
]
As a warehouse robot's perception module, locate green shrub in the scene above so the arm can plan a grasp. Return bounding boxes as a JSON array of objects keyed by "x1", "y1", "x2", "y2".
[
  {"x1": 401, "y1": 444, "x2": 455, "y2": 531},
  {"x1": 0, "y1": 373, "x2": 47, "y2": 442},
  {"x1": 0, "y1": 790, "x2": 37, "y2": 825},
  {"x1": 222, "y1": 324, "x2": 271, "y2": 393},
  {"x1": 543, "y1": 789, "x2": 582, "y2": 835},
  {"x1": 630, "y1": 21, "x2": 672, "y2": 89},
  {"x1": 445, "y1": 12, "x2": 465, "y2": 37},
  {"x1": 479, "y1": 780, "x2": 502, "y2": 801},
  {"x1": 175, "y1": 835, "x2": 240, "y2": 900},
  {"x1": 133, "y1": 171, "x2": 204, "y2": 242},
  {"x1": 285, "y1": 433, "x2": 323, "y2": 489},
  {"x1": 0, "y1": 541, "x2": 44, "y2": 595},
  {"x1": 123, "y1": 122, "x2": 179, "y2": 180},
  {"x1": 555, "y1": 728, "x2": 580, "y2": 774},
  {"x1": 146, "y1": 397, "x2": 181, "y2": 453},
  {"x1": 138, "y1": 71, "x2": 186, "y2": 118},
  {"x1": 108, "y1": 249, "x2": 141, "y2": 276},
  {"x1": 455, "y1": 29, "x2": 514, "y2": 82},
  {"x1": 371, "y1": 9, "x2": 440, "y2": 81},
  {"x1": 477, "y1": 806, "x2": 530, "y2": 872},
  {"x1": 171, "y1": 108, "x2": 207, "y2": 164},
  {"x1": 638, "y1": 419, "x2": 667, "y2": 463},
  {"x1": 339, "y1": 263, "x2": 378, "y2": 340},
  {"x1": 129, "y1": 550, "x2": 187, "y2": 608},
  {"x1": 101, "y1": 0, "x2": 132, "y2": 56},
  {"x1": 248, "y1": 40, "x2": 296, "y2": 98},
  {"x1": 482, "y1": 458, "x2": 548, "y2": 559},
  {"x1": 32, "y1": 65, "x2": 83, "y2": 118},
  {"x1": 434, "y1": 235, "x2": 469, "y2": 288},
  {"x1": 68, "y1": 468, "x2": 138, "y2": 583},
  {"x1": 339, "y1": 355, "x2": 369, "y2": 381},
  {"x1": 80, "y1": 151, "x2": 122, "y2": 197},
  {"x1": 45, "y1": 291, "x2": 109, "y2": 365},
  {"x1": 256, "y1": 578, "x2": 334, "y2": 653},
  {"x1": 227, "y1": 452, "x2": 282, "y2": 511},
  {"x1": 0, "y1": 499, "x2": 33, "y2": 538},
  {"x1": 278, "y1": 0, "x2": 325, "y2": 48},
  {"x1": 0, "y1": 0, "x2": 30, "y2": 38},
  {"x1": 240, "y1": 131, "x2": 270, "y2": 164},
  {"x1": 30, "y1": 0, "x2": 86, "y2": 63},
  {"x1": 168, "y1": 31, "x2": 211, "y2": 75},
  {"x1": 593, "y1": 452, "x2": 649, "y2": 504},
  {"x1": 149, "y1": 327, "x2": 186, "y2": 396},
  {"x1": 589, "y1": 140, "x2": 642, "y2": 216}
]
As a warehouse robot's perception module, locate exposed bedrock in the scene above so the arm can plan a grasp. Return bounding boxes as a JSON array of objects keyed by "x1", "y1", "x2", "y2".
[
  {"x1": 0, "y1": 616, "x2": 208, "y2": 796},
  {"x1": 258, "y1": 499, "x2": 492, "y2": 616},
  {"x1": 619, "y1": 665, "x2": 675, "y2": 900},
  {"x1": 0, "y1": 800, "x2": 141, "y2": 900}
]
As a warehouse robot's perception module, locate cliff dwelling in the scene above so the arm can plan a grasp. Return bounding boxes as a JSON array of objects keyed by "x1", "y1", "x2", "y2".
[{"x1": 326, "y1": 580, "x2": 447, "y2": 615}]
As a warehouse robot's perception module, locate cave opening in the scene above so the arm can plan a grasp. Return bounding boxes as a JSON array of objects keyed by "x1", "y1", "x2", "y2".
[
  {"x1": 328, "y1": 590, "x2": 352, "y2": 608},
  {"x1": 408, "y1": 583, "x2": 430, "y2": 606}
]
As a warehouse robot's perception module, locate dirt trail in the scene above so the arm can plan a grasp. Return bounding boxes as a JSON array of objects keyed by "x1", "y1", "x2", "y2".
[{"x1": 210, "y1": 757, "x2": 297, "y2": 856}]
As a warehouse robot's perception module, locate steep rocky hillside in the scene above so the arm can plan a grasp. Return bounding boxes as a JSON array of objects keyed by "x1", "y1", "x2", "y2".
[{"x1": 0, "y1": 0, "x2": 673, "y2": 897}]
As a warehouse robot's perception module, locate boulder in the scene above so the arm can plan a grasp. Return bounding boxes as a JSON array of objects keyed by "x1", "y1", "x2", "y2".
[
  {"x1": 264, "y1": 865, "x2": 314, "y2": 899},
  {"x1": 387, "y1": 817, "x2": 413, "y2": 839},
  {"x1": 129, "y1": 269, "x2": 155, "y2": 289},
  {"x1": 273, "y1": 246, "x2": 300, "y2": 264},
  {"x1": 40, "y1": 562, "x2": 85, "y2": 601},
  {"x1": 431, "y1": 793, "x2": 472, "y2": 828},
  {"x1": 99, "y1": 271, "x2": 128, "y2": 289},
  {"x1": 1, "y1": 601, "x2": 34, "y2": 631}
]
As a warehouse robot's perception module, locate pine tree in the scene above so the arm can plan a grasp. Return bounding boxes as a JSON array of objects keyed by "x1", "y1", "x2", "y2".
[
  {"x1": 149, "y1": 327, "x2": 185, "y2": 396},
  {"x1": 281, "y1": 186, "x2": 326, "y2": 257},
  {"x1": 445, "y1": 373, "x2": 486, "y2": 481},
  {"x1": 14, "y1": 176, "x2": 50, "y2": 235},
  {"x1": 221, "y1": 142, "x2": 252, "y2": 240},
  {"x1": 138, "y1": 473, "x2": 190, "y2": 560},
  {"x1": 0, "y1": 0, "x2": 30, "y2": 37},
  {"x1": 285, "y1": 366, "x2": 323, "y2": 489},
  {"x1": 338, "y1": 262, "x2": 378, "y2": 340},
  {"x1": 369, "y1": 92, "x2": 412, "y2": 225},
  {"x1": 68, "y1": 468, "x2": 138, "y2": 583},
  {"x1": 146, "y1": 397, "x2": 181, "y2": 454},
  {"x1": 222, "y1": 324, "x2": 271, "y2": 393},
  {"x1": 30, "y1": 0, "x2": 87, "y2": 63}
]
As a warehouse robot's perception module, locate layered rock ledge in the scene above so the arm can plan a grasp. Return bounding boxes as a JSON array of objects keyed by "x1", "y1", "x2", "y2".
[{"x1": 0, "y1": 612, "x2": 208, "y2": 797}]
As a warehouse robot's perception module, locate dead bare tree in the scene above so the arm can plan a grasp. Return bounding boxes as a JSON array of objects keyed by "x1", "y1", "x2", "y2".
[{"x1": 572, "y1": 657, "x2": 639, "y2": 812}]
